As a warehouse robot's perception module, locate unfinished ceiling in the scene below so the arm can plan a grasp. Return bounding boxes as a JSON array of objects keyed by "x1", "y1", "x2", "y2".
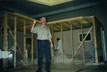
[
  {"x1": 27, "y1": 0, "x2": 73, "y2": 6},
  {"x1": 0, "y1": 0, "x2": 103, "y2": 19},
  {"x1": 47, "y1": 16, "x2": 93, "y2": 32},
  {"x1": 5, "y1": 12, "x2": 93, "y2": 33}
]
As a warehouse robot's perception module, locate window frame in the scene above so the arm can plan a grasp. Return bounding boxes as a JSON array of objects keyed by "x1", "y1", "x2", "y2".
[{"x1": 78, "y1": 32, "x2": 92, "y2": 42}]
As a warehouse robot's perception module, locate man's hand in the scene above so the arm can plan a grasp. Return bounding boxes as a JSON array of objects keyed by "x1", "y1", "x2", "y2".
[{"x1": 33, "y1": 19, "x2": 36, "y2": 25}]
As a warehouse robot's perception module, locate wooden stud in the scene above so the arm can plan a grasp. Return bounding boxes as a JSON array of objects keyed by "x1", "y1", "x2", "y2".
[
  {"x1": 60, "y1": 24, "x2": 64, "y2": 63},
  {"x1": 31, "y1": 33, "x2": 34, "y2": 66},
  {"x1": 52, "y1": 24, "x2": 54, "y2": 41},
  {"x1": 3, "y1": 12, "x2": 8, "y2": 70},
  {"x1": 23, "y1": 19, "x2": 27, "y2": 65},
  {"x1": 92, "y1": 17, "x2": 98, "y2": 63},
  {"x1": 70, "y1": 22, "x2": 74, "y2": 62},
  {"x1": 14, "y1": 16, "x2": 17, "y2": 68},
  {"x1": 61, "y1": 24, "x2": 63, "y2": 44},
  {"x1": 3, "y1": 12, "x2": 8, "y2": 51},
  {"x1": 51, "y1": 24, "x2": 55, "y2": 64},
  {"x1": 81, "y1": 19, "x2": 85, "y2": 64}
]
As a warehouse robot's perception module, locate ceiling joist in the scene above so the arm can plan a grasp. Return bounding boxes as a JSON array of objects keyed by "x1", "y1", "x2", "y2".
[{"x1": 3, "y1": 12, "x2": 94, "y2": 32}]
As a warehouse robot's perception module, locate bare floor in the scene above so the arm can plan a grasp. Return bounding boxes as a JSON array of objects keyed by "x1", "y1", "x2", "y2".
[{"x1": 8, "y1": 64, "x2": 107, "y2": 72}]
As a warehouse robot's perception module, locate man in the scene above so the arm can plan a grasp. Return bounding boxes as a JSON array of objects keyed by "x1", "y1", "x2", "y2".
[{"x1": 31, "y1": 17, "x2": 53, "y2": 72}]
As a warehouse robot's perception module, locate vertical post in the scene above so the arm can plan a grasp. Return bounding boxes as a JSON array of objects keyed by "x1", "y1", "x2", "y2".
[
  {"x1": 51, "y1": 25, "x2": 54, "y2": 63},
  {"x1": 3, "y1": 12, "x2": 8, "y2": 70},
  {"x1": 23, "y1": 19, "x2": 26, "y2": 65},
  {"x1": 14, "y1": 16, "x2": 17, "y2": 68},
  {"x1": 81, "y1": 20, "x2": 85, "y2": 64},
  {"x1": 52, "y1": 25, "x2": 54, "y2": 41},
  {"x1": 92, "y1": 17, "x2": 98, "y2": 63},
  {"x1": 71, "y1": 22, "x2": 74, "y2": 62},
  {"x1": 31, "y1": 33, "x2": 34, "y2": 66},
  {"x1": 60, "y1": 24, "x2": 64, "y2": 63}
]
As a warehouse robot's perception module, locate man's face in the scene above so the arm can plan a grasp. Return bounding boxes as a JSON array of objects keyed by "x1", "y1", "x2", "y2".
[{"x1": 41, "y1": 17, "x2": 46, "y2": 24}]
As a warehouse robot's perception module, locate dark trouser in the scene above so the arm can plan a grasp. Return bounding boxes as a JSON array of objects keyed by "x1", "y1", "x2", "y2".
[{"x1": 37, "y1": 40, "x2": 51, "y2": 71}]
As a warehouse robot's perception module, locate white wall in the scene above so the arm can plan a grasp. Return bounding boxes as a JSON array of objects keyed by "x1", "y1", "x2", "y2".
[{"x1": 54, "y1": 28, "x2": 94, "y2": 62}]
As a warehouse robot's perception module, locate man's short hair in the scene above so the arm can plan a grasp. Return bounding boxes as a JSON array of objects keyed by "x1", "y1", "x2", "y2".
[{"x1": 40, "y1": 17, "x2": 46, "y2": 21}]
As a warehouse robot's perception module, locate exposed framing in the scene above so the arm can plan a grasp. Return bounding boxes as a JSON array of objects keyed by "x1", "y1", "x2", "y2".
[
  {"x1": 0, "y1": 11, "x2": 102, "y2": 68},
  {"x1": 1, "y1": 12, "x2": 35, "y2": 68}
]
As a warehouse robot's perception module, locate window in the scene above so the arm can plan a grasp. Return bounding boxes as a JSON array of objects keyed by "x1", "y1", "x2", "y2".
[{"x1": 79, "y1": 33, "x2": 91, "y2": 42}]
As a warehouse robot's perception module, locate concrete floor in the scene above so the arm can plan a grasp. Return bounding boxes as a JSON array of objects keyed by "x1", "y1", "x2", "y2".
[{"x1": 8, "y1": 64, "x2": 107, "y2": 72}]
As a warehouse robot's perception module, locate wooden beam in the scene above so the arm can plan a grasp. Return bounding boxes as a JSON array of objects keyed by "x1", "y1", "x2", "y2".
[
  {"x1": 54, "y1": 24, "x2": 61, "y2": 31},
  {"x1": 62, "y1": 22, "x2": 71, "y2": 30},
  {"x1": 75, "y1": 20, "x2": 81, "y2": 25},
  {"x1": 60, "y1": 24, "x2": 63, "y2": 46},
  {"x1": 47, "y1": 16, "x2": 83, "y2": 25},
  {"x1": 14, "y1": 16, "x2": 17, "y2": 68},
  {"x1": 70, "y1": 22, "x2": 74, "y2": 62},
  {"x1": 31, "y1": 33, "x2": 34, "y2": 66},
  {"x1": 55, "y1": 23, "x2": 68, "y2": 31},
  {"x1": 60, "y1": 24, "x2": 64, "y2": 63},
  {"x1": 92, "y1": 17, "x2": 98, "y2": 63},
  {"x1": 71, "y1": 22, "x2": 79, "y2": 29},
  {"x1": 8, "y1": 17, "x2": 33, "y2": 25},
  {"x1": 47, "y1": 16, "x2": 94, "y2": 25},
  {"x1": 65, "y1": 22, "x2": 71, "y2": 26},
  {"x1": 84, "y1": 18, "x2": 91, "y2": 24},
  {"x1": 71, "y1": 26, "x2": 93, "y2": 62},
  {"x1": 3, "y1": 12, "x2": 8, "y2": 70},
  {"x1": 7, "y1": 11, "x2": 40, "y2": 23},
  {"x1": 81, "y1": 19, "x2": 85, "y2": 64},
  {"x1": 51, "y1": 25, "x2": 54, "y2": 42},
  {"x1": 3, "y1": 13, "x2": 8, "y2": 51},
  {"x1": 51, "y1": 24, "x2": 55, "y2": 64},
  {"x1": 23, "y1": 19, "x2": 27, "y2": 65},
  {"x1": 72, "y1": 21, "x2": 81, "y2": 28}
]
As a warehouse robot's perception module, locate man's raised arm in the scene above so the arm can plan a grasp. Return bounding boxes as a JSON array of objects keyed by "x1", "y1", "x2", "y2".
[{"x1": 31, "y1": 19, "x2": 36, "y2": 32}]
